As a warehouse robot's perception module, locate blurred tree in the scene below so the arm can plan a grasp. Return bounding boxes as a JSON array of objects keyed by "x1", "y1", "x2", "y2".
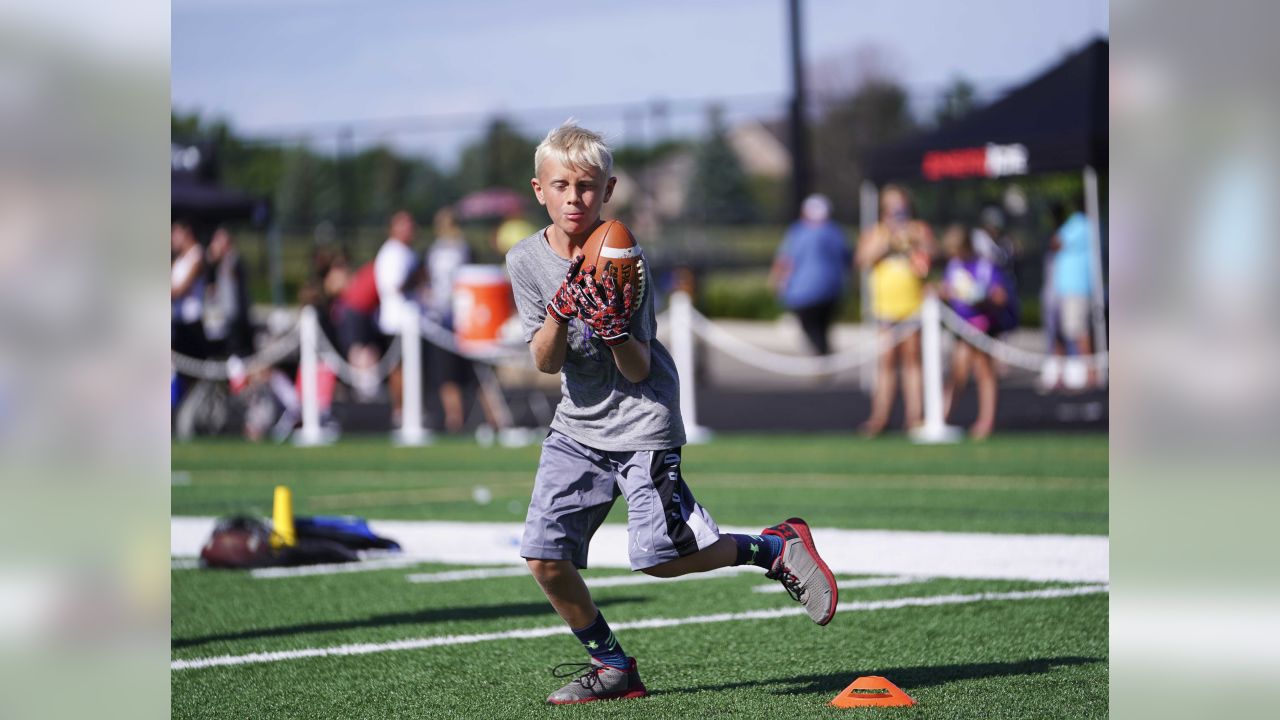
[
  {"x1": 275, "y1": 148, "x2": 341, "y2": 231},
  {"x1": 686, "y1": 106, "x2": 758, "y2": 224},
  {"x1": 171, "y1": 110, "x2": 285, "y2": 200},
  {"x1": 613, "y1": 139, "x2": 690, "y2": 171},
  {"x1": 810, "y1": 79, "x2": 915, "y2": 224},
  {"x1": 935, "y1": 76, "x2": 977, "y2": 125},
  {"x1": 454, "y1": 118, "x2": 537, "y2": 195}
]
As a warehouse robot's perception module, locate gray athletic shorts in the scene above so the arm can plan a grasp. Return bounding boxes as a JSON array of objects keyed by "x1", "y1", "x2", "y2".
[{"x1": 521, "y1": 430, "x2": 721, "y2": 570}]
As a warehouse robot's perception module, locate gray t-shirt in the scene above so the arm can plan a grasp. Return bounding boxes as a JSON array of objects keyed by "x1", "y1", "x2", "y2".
[{"x1": 506, "y1": 228, "x2": 685, "y2": 451}]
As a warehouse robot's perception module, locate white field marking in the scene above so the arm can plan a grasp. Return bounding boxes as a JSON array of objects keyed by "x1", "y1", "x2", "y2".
[
  {"x1": 405, "y1": 566, "x2": 529, "y2": 583},
  {"x1": 171, "y1": 557, "x2": 201, "y2": 570},
  {"x1": 172, "y1": 517, "x2": 1109, "y2": 583},
  {"x1": 751, "y1": 575, "x2": 928, "y2": 594},
  {"x1": 250, "y1": 556, "x2": 434, "y2": 579},
  {"x1": 171, "y1": 584, "x2": 1108, "y2": 671}
]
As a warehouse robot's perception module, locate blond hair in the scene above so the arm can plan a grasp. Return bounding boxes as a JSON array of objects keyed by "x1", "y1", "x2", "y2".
[{"x1": 534, "y1": 120, "x2": 613, "y2": 178}]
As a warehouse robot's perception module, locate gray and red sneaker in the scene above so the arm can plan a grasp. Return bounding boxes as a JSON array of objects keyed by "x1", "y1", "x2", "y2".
[
  {"x1": 763, "y1": 517, "x2": 839, "y2": 625},
  {"x1": 546, "y1": 657, "x2": 648, "y2": 705}
]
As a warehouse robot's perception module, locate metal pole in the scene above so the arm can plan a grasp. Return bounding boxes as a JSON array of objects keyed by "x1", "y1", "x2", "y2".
[
  {"x1": 267, "y1": 223, "x2": 285, "y2": 307},
  {"x1": 787, "y1": 0, "x2": 811, "y2": 218},
  {"x1": 858, "y1": 181, "x2": 879, "y2": 392},
  {"x1": 1083, "y1": 166, "x2": 1108, "y2": 383},
  {"x1": 670, "y1": 290, "x2": 712, "y2": 444}
]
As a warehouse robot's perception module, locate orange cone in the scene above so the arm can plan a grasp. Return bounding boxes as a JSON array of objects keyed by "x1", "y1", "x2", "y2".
[{"x1": 829, "y1": 676, "x2": 916, "y2": 708}]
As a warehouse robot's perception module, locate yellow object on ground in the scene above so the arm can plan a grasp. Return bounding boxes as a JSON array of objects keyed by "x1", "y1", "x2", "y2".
[{"x1": 271, "y1": 485, "x2": 297, "y2": 548}]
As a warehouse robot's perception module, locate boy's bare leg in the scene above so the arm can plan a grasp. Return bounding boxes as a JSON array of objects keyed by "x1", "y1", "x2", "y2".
[
  {"x1": 640, "y1": 536, "x2": 737, "y2": 578},
  {"x1": 526, "y1": 559, "x2": 598, "y2": 628}
]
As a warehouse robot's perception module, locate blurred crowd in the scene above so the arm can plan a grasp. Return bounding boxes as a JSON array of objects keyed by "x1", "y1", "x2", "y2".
[
  {"x1": 170, "y1": 208, "x2": 510, "y2": 442},
  {"x1": 771, "y1": 185, "x2": 1102, "y2": 440},
  {"x1": 174, "y1": 185, "x2": 1103, "y2": 443}
]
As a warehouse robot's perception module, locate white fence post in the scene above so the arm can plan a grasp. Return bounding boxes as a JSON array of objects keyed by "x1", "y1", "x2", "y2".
[
  {"x1": 910, "y1": 291, "x2": 961, "y2": 444},
  {"x1": 293, "y1": 304, "x2": 331, "y2": 447},
  {"x1": 394, "y1": 303, "x2": 431, "y2": 447},
  {"x1": 669, "y1": 290, "x2": 712, "y2": 444}
]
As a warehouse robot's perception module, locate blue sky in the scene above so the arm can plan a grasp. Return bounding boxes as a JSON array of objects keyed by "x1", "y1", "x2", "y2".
[{"x1": 172, "y1": 0, "x2": 1107, "y2": 163}]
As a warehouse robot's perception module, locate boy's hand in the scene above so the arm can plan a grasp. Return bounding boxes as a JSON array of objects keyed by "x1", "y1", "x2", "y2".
[
  {"x1": 571, "y1": 265, "x2": 633, "y2": 346},
  {"x1": 546, "y1": 254, "x2": 587, "y2": 325}
]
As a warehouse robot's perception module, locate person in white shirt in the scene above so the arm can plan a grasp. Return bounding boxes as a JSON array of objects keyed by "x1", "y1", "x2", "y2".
[
  {"x1": 374, "y1": 211, "x2": 425, "y2": 425},
  {"x1": 425, "y1": 208, "x2": 506, "y2": 434},
  {"x1": 171, "y1": 220, "x2": 207, "y2": 361}
]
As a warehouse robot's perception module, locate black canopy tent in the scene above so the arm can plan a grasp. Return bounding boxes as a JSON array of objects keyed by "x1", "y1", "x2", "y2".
[
  {"x1": 171, "y1": 180, "x2": 270, "y2": 226},
  {"x1": 859, "y1": 37, "x2": 1109, "y2": 374},
  {"x1": 171, "y1": 141, "x2": 271, "y2": 228},
  {"x1": 866, "y1": 38, "x2": 1107, "y2": 183}
]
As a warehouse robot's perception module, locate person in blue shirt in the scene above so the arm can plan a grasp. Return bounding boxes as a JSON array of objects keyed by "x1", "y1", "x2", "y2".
[
  {"x1": 769, "y1": 194, "x2": 852, "y2": 355},
  {"x1": 1050, "y1": 199, "x2": 1096, "y2": 387}
]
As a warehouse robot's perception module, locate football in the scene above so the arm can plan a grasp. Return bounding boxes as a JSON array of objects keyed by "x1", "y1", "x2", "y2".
[{"x1": 581, "y1": 219, "x2": 644, "y2": 311}]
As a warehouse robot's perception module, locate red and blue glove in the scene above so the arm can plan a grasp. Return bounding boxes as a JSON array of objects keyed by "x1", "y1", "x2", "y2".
[
  {"x1": 546, "y1": 254, "x2": 586, "y2": 325},
  {"x1": 571, "y1": 264, "x2": 634, "y2": 346}
]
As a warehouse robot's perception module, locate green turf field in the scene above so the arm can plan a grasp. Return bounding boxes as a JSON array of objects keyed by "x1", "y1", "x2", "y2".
[{"x1": 172, "y1": 433, "x2": 1108, "y2": 718}]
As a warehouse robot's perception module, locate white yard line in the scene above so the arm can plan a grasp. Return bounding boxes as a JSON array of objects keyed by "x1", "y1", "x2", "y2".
[
  {"x1": 172, "y1": 517, "x2": 1109, "y2": 583},
  {"x1": 171, "y1": 584, "x2": 1108, "y2": 671},
  {"x1": 404, "y1": 567, "x2": 530, "y2": 583},
  {"x1": 250, "y1": 556, "x2": 433, "y2": 579},
  {"x1": 752, "y1": 575, "x2": 928, "y2": 593}
]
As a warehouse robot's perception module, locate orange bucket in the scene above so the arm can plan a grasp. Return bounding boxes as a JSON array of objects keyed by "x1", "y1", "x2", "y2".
[{"x1": 453, "y1": 265, "x2": 514, "y2": 351}]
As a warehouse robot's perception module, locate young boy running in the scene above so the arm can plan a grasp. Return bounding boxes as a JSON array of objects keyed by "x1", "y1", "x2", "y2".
[{"x1": 506, "y1": 122, "x2": 838, "y2": 705}]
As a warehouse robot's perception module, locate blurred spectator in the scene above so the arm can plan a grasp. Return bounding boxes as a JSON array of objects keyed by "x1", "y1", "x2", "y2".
[
  {"x1": 1039, "y1": 203, "x2": 1069, "y2": 392},
  {"x1": 856, "y1": 185, "x2": 934, "y2": 437},
  {"x1": 939, "y1": 224, "x2": 1014, "y2": 440},
  {"x1": 972, "y1": 205, "x2": 1020, "y2": 283},
  {"x1": 769, "y1": 194, "x2": 851, "y2": 355},
  {"x1": 203, "y1": 227, "x2": 253, "y2": 358},
  {"x1": 426, "y1": 208, "x2": 504, "y2": 433},
  {"x1": 376, "y1": 210, "x2": 426, "y2": 426},
  {"x1": 494, "y1": 211, "x2": 536, "y2": 255},
  {"x1": 332, "y1": 257, "x2": 382, "y2": 401},
  {"x1": 1050, "y1": 195, "x2": 1096, "y2": 387},
  {"x1": 170, "y1": 220, "x2": 206, "y2": 360}
]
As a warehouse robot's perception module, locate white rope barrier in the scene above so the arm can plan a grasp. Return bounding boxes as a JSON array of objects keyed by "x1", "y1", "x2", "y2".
[
  {"x1": 417, "y1": 312, "x2": 530, "y2": 366},
  {"x1": 313, "y1": 325, "x2": 402, "y2": 387},
  {"x1": 170, "y1": 325, "x2": 300, "y2": 380},
  {"x1": 936, "y1": 303, "x2": 1109, "y2": 373},
  {"x1": 686, "y1": 307, "x2": 919, "y2": 377}
]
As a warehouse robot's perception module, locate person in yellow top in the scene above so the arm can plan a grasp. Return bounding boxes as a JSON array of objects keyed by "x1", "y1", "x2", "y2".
[
  {"x1": 495, "y1": 212, "x2": 538, "y2": 254},
  {"x1": 856, "y1": 184, "x2": 936, "y2": 437}
]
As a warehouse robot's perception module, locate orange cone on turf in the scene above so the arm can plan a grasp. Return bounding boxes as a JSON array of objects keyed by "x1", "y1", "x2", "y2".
[{"x1": 829, "y1": 676, "x2": 916, "y2": 708}]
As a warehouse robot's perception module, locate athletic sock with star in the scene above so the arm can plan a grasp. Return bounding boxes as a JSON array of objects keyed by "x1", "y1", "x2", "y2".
[
  {"x1": 728, "y1": 533, "x2": 784, "y2": 570},
  {"x1": 570, "y1": 611, "x2": 628, "y2": 670}
]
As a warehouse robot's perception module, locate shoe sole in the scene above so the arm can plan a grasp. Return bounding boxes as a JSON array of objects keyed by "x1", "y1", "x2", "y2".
[
  {"x1": 785, "y1": 517, "x2": 839, "y2": 626},
  {"x1": 546, "y1": 686, "x2": 649, "y2": 705}
]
